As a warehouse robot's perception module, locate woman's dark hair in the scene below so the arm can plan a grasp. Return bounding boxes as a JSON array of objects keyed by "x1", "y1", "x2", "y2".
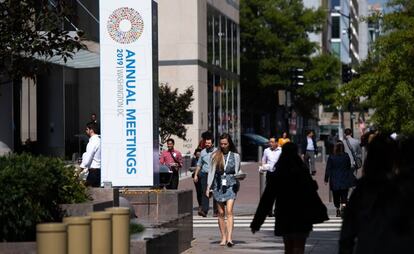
[
  {"x1": 275, "y1": 142, "x2": 306, "y2": 174},
  {"x1": 363, "y1": 134, "x2": 397, "y2": 179},
  {"x1": 333, "y1": 141, "x2": 345, "y2": 155}
]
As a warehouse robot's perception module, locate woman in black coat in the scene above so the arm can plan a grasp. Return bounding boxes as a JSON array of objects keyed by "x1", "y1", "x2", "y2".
[
  {"x1": 250, "y1": 142, "x2": 327, "y2": 254},
  {"x1": 324, "y1": 141, "x2": 355, "y2": 217}
]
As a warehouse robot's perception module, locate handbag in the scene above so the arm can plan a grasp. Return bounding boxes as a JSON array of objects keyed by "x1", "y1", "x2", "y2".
[{"x1": 345, "y1": 138, "x2": 362, "y2": 169}]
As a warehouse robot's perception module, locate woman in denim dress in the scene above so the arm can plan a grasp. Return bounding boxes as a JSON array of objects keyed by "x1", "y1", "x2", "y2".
[{"x1": 206, "y1": 133, "x2": 240, "y2": 247}]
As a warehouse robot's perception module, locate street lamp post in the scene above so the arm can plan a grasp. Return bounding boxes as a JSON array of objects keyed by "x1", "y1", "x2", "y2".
[{"x1": 333, "y1": 9, "x2": 352, "y2": 139}]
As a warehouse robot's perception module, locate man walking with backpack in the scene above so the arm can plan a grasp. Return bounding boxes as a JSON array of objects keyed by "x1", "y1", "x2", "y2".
[{"x1": 343, "y1": 128, "x2": 362, "y2": 175}]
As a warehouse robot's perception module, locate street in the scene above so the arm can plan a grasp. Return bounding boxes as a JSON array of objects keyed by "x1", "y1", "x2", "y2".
[{"x1": 179, "y1": 161, "x2": 340, "y2": 253}]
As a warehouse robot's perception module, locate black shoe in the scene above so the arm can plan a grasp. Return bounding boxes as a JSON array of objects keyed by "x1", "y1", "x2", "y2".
[
  {"x1": 336, "y1": 209, "x2": 341, "y2": 217},
  {"x1": 198, "y1": 211, "x2": 207, "y2": 217},
  {"x1": 227, "y1": 241, "x2": 234, "y2": 247}
]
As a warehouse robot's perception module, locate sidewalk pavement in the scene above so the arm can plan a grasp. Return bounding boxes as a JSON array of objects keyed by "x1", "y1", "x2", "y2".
[
  {"x1": 179, "y1": 160, "x2": 336, "y2": 216},
  {"x1": 179, "y1": 159, "x2": 341, "y2": 254}
]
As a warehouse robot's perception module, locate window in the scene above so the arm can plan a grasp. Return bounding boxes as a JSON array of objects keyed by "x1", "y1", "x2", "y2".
[{"x1": 331, "y1": 16, "x2": 340, "y2": 39}]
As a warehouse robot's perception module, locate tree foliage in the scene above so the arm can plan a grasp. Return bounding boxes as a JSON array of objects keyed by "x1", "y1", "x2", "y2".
[
  {"x1": 240, "y1": 0, "x2": 340, "y2": 117},
  {"x1": 0, "y1": 0, "x2": 85, "y2": 80},
  {"x1": 339, "y1": 0, "x2": 414, "y2": 135},
  {"x1": 159, "y1": 84, "x2": 194, "y2": 144}
]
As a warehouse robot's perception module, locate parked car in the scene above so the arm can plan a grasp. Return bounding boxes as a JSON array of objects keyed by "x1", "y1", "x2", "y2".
[
  {"x1": 0, "y1": 141, "x2": 11, "y2": 156},
  {"x1": 241, "y1": 133, "x2": 269, "y2": 161}
]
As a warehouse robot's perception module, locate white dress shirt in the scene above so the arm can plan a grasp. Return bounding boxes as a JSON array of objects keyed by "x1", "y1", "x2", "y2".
[
  {"x1": 262, "y1": 147, "x2": 282, "y2": 172},
  {"x1": 80, "y1": 134, "x2": 101, "y2": 169},
  {"x1": 306, "y1": 137, "x2": 315, "y2": 151}
]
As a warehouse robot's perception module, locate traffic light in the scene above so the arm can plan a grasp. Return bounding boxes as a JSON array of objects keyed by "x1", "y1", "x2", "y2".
[
  {"x1": 342, "y1": 64, "x2": 352, "y2": 83},
  {"x1": 292, "y1": 68, "x2": 304, "y2": 86}
]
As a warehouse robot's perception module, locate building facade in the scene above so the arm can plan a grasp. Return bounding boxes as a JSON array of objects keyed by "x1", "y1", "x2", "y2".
[
  {"x1": 158, "y1": 0, "x2": 240, "y2": 154},
  {"x1": 0, "y1": 0, "x2": 240, "y2": 157}
]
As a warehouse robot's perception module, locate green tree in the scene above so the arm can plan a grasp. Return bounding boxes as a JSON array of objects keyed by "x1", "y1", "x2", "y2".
[
  {"x1": 0, "y1": 0, "x2": 85, "y2": 150},
  {"x1": 159, "y1": 83, "x2": 194, "y2": 144},
  {"x1": 240, "y1": 0, "x2": 340, "y2": 120},
  {"x1": 339, "y1": 0, "x2": 414, "y2": 135}
]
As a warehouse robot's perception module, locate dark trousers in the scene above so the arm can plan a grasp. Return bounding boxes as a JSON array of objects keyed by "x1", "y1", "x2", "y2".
[
  {"x1": 193, "y1": 174, "x2": 203, "y2": 207},
  {"x1": 86, "y1": 168, "x2": 101, "y2": 187},
  {"x1": 167, "y1": 170, "x2": 179, "y2": 189},
  {"x1": 332, "y1": 189, "x2": 349, "y2": 208},
  {"x1": 200, "y1": 172, "x2": 217, "y2": 214},
  {"x1": 266, "y1": 171, "x2": 277, "y2": 214},
  {"x1": 304, "y1": 150, "x2": 316, "y2": 173}
]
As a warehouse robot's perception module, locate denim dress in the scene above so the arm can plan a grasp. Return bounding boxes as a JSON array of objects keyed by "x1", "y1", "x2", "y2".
[{"x1": 212, "y1": 152, "x2": 238, "y2": 202}]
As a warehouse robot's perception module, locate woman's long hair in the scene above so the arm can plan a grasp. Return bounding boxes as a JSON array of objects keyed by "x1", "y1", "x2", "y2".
[
  {"x1": 333, "y1": 141, "x2": 345, "y2": 155},
  {"x1": 275, "y1": 142, "x2": 307, "y2": 174},
  {"x1": 363, "y1": 133, "x2": 397, "y2": 179},
  {"x1": 212, "y1": 133, "x2": 237, "y2": 172}
]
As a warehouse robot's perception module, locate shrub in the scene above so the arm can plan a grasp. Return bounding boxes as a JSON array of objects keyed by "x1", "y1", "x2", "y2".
[
  {"x1": 130, "y1": 222, "x2": 145, "y2": 235},
  {"x1": 0, "y1": 153, "x2": 88, "y2": 241}
]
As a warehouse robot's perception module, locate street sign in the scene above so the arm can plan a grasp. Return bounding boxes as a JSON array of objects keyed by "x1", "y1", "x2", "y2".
[{"x1": 100, "y1": 0, "x2": 158, "y2": 186}]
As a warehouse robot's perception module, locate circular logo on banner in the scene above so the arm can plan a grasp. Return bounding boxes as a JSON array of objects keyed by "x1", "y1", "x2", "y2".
[{"x1": 107, "y1": 7, "x2": 144, "y2": 44}]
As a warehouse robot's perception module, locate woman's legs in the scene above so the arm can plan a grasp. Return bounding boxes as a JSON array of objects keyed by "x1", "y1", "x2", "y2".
[
  {"x1": 283, "y1": 237, "x2": 292, "y2": 254},
  {"x1": 339, "y1": 189, "x2": 349, "y2": 205},
  {"x1": 339, "y1": 189, "x2": 349, "y2": 216},
  {"x1": 216, "y1": 202, "x2": 227, "y2": 244},
  {"x1": 225, "y1": 199, "x2": 235, "y2": 243},
  {"x1": 291, "y1": 237, "x2": 307, "y2": 254},
  {"x1": 332, "y1": 190, "x2": 340, "y2": 209}
]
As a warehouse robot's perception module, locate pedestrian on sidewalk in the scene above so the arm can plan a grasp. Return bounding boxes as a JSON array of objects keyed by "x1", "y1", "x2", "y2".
[
  {"x1": 343, "y1": 128, "x2": 362, "y2": 175},
  {"x1": 339, "y1": 134, "x2": 399, "y2": 254},
  {"x1": 251, "y1": 142, "x2": 328, "y2": 254},
  {"x1": 206, "y1": 133, "x2": 241, "y2": 247},
  {"x1": 324, "y1": 141, "x2": 356, "y2": 217},
  {"x1": 190, "y1": 148, "x2": 203, "y2": 214},
  {"x1": 261, "y1": 136, "x2": 282, "y2": 216},
  {"x1": 301, "y1": 130, "x2": 318, "y2": 175},
  {"x1": 79, "y1": 122, "x2": 101, "y2": 187},
  {"x1": 160, "y1": 138, "x2": 183, "y2": 189},
  {"x1": 194, "y1": 135, "x2": 218, "y2": 217},
  {"x1": 278, "y1": 131, "x2": 291, "y2": 147}
]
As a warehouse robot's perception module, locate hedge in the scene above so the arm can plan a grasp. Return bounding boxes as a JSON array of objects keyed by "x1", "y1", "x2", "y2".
[{"x1": 0, "y1": 153, "x2": 88, "y2": 241}]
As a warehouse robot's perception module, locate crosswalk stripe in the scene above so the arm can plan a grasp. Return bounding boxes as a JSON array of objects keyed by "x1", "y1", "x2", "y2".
[{"x1": 193, "y1": 216, "x2": 342, "y2": 231}]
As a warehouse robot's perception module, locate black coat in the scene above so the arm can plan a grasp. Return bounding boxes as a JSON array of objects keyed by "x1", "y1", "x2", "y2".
[
  {"x1": 324, "y1": 154, "x2": 355, "y2": 191},
  {"x1": 251, "y1": 162, "x2": 315, "y2": 236}
]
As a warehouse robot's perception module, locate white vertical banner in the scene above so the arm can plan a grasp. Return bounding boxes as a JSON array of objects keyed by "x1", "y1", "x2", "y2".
[{"x1": 100, "y1": 0, "x2": 154, "y2": 186}]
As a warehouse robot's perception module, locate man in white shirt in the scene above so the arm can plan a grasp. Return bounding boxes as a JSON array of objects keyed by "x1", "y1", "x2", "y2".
[
  {"x1": 301, "y1": 130, "x2": 318, "y2": 175},
  {"x1": 261, "y1": 136, "x2": 282, "y2": 216},
  {"x1": 80, "y1": 122, "x2": 101, "y2": 187},
  {"x1": 262, "y1": 137, "x2": 282, "y2": 182}
]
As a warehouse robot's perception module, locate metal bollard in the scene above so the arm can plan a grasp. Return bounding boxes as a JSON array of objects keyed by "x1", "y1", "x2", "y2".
[
  {"x1": 63, "y1": 216, "x2": 91, "y2": 254},
  {"x1": 106, "y1": 207, "x2": 130, "y2": 254},
  {"x1": 37, "y1": 223, "x2": 67, "y2": 254},
  {"x1": 90, "y1": 211, "x2": 112, "y2": 254},
  {"x1": 258, "y1": 146, "x2": 266, "y2": 197},
  {"x1": 322, "y1": 144, "x2": 326, "y2": 163}
]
